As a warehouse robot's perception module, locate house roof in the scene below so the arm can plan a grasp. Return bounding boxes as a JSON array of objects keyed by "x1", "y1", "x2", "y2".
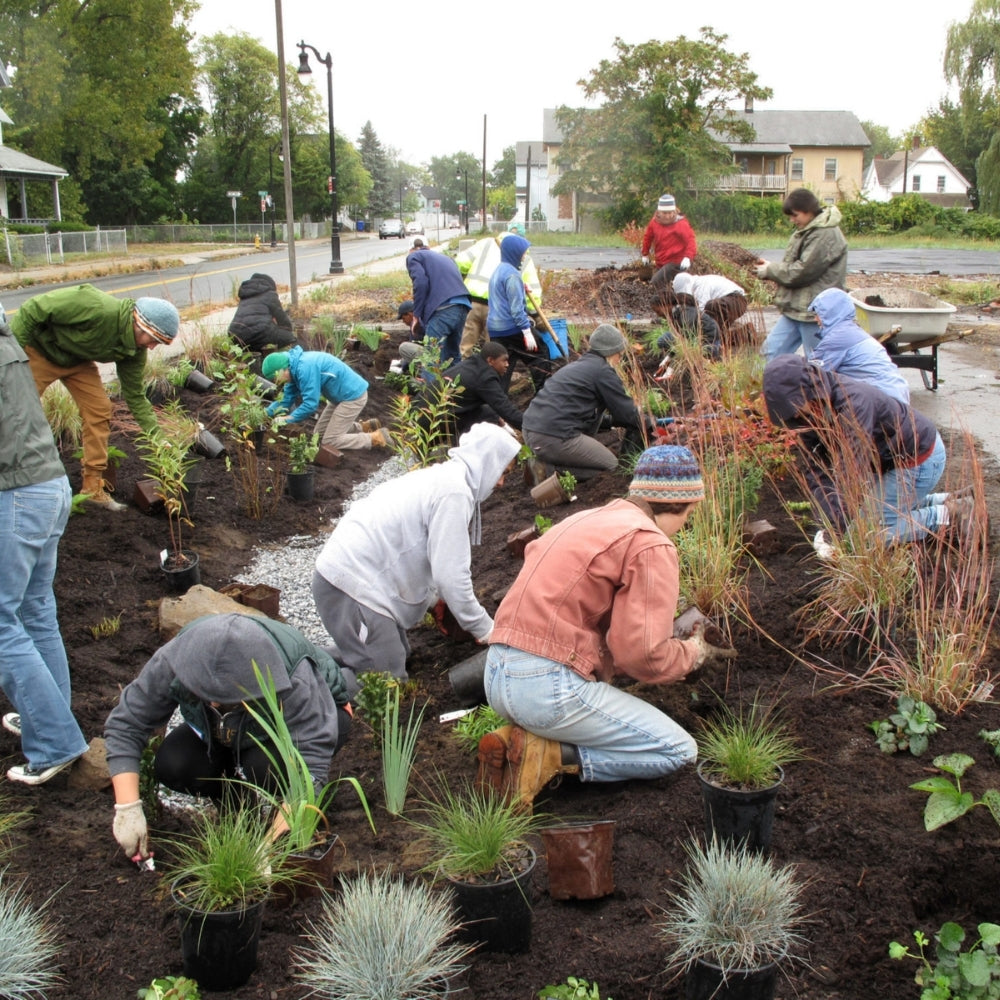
[
  {"x1": 0, "y1": 146, "x2": 68, "y2": 179},
  {"x1": 714, "y1": 110, "x2": 871, "y2": 150},
  {"x1": 542, "y1": 109, "x2": 565, "y2": 144},
  {"x1": 515, "y1": 141, "x2": 545, "y2": 164},
  {"x1": 0, "y1": 64, "x2": 10, "y2": 88},
  {"x1": 873, "y1": 146, "x2": 972, "y2": 189}
]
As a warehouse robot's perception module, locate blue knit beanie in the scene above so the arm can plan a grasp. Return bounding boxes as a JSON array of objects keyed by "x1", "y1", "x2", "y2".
[
  {"x1": 629, "y1": 445, "x2": 705, "y2": 503},
  {"x1": 133, "y1": 297, "x2": 180, "y2": 343}
]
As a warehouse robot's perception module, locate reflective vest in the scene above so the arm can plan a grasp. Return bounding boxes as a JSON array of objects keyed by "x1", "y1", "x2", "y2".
[{"x1": 456, "y1": 233, "x2": 543, "y2": 305}]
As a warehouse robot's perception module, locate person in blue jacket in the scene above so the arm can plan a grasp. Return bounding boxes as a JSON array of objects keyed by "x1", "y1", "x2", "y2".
[
  {"x1": 262, "y1": 347, "x2": 387, "y2": 449},
  {"x1": 808, "y1": 288, "x2": 910, "y2": 405},
  {"x1": 487, "y1": 234, "x2": 553, "y2": 393},
  {"x1": 405, "y1": 246, "x2": 470, "y2": 370}
]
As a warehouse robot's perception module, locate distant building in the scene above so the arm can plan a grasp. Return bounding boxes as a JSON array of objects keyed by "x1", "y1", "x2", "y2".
[{"x1": 862, "y1": 144, "x2": 972, "y2": 209}]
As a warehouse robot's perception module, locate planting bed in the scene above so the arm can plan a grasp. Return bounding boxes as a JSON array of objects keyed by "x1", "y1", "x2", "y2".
[{"x1": 3, "y1": 278, "x2": 1000, "y2": 1000}]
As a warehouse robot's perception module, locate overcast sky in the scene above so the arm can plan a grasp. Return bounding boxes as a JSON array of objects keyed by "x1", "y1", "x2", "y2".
[{"x1": 189, "y1": 1, "x2": 965, "y2": 169}]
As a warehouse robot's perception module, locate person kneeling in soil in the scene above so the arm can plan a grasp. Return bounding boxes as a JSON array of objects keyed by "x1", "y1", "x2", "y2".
[
  {"x1": 262, "y1": 347, "x2": 388, "y2": 450},
  {"x1": 104, "y1": 613, "x2": 352, "y2": 862},
  {"x1": 228, "y1": 273, "x2": 296, "y2": 352},
  {"x1": 311, "y1": 422, "x2": 521, "y2": 695},
  {"x1": 762, "y1": 354, "x2": 968, "y2": 552},
  {"x1": 477, "y1": 446, "x2": 737, "y2": 811},
  {"x1": 521, "y1": 324, "x2": 649, "y2": 481}
]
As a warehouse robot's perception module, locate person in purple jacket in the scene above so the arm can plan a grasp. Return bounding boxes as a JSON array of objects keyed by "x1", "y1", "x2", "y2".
[
  {"x1": 405, "y1": 246, "x2": 471, "y2": 370},
  {"x1": 262, "y1": 347, "x2": 387, "y2": 449}
]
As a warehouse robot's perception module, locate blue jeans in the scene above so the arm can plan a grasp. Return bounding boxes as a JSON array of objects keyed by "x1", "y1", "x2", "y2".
[
  {"x1": 761, "y1": 315, "x2": 820, "y2": 360},
  {"x1": 424, "y1": 304, "x2": 470, "y2": 369},
  {"x1": 0, "y1": 476, "x2": 87, "y2": 768},
  {"x1": 878, "y1": 433, "x2": 947, "y2": 542},
  {"x1": 484, "y1": 643, "x2": 697, "y2": 783}
]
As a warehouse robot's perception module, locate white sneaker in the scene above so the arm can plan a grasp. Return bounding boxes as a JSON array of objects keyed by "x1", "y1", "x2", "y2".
[
  {"x1": 2, "y1": 713, "x2": 21, "y2": 736},
  {"x1": 7, "y1": 757, "x2": 78, "y2": 785}
]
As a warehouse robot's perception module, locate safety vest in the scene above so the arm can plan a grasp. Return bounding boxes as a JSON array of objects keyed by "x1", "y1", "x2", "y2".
[{"x1": 457, "y1": 233, "x2": 543, "y2": 305}]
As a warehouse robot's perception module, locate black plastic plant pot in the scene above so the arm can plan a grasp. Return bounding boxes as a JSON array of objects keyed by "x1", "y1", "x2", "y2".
[
  {"x1": 160, "y1": 550, "x2": 201, "y2": 593},
  {"x1": 184, "y1": 369, "x2": 215, "y2": 393},
  {"x1": 171, "y1": 879, "x2": 266, "y2": 992},
  {"x1": 685, "y1": 957, "x2": 778, "y2": 1000},
  {"x1": 286, "y1": 470, "x2": 315, "y2": 501},
  {"x1": 193, "y1": 429, "x2": 226, "y2": 459},
  {"x1": 449, "y1": 848, "x2": 535, "y2": 953},
  {"x1": 697, "y1": 761, "x2": 783, "y2": 853},
  {"x1": 254, "y1": 375, "x2": 278, "y2": 400},
  {"x1": 447, "y1": 650, "x2": 489, "y2": 707}
]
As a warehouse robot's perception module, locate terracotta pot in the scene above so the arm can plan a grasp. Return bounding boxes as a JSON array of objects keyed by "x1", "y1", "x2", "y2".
[
  {"x1": 530, "y1": 473, "x2": 571, "y2": 509},
  {"x1": 134, "y1": 478, "x2": 164, "y2": 516},
  {"x1": 507, "y1": 525, "x2": 540, "y2": 559},
  {"x1": 541, "y1": 820, "x2": 616, "y2": 900},
  {"x1": 241, "y1": 584, "x2": 280, "y2": 618}
]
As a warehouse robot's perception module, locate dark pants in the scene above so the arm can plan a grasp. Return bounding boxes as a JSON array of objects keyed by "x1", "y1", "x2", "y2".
[{"x1": 491, "y1": 333, "x2": 555, "y2": 393}]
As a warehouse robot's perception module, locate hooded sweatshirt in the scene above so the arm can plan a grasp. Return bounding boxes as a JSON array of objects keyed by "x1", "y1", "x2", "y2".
[
  {"x1": 265, "y1": 345, "x2": 368, "y2": 423},
  {"x1": 762, "y1": 354, "x2": 939, "y2": 530},
  {"x1": 809, "y1": 288, "x2": 910, "y2": 405},
  {"x1": 314, "y1": 422, "x2": 521, "y2": 638},
  {"x1": 640, "y1": 214, "x2": 697, "y2": 268},
  {"x1": 104, "y1": 614, "x2": 348, "y2": 785},
  {"x1": 761, "y1": 206, "x2": 847, "y2": 321},
  {"x1": 487, "y1": 235, "x2": 532, "y2": 336}
]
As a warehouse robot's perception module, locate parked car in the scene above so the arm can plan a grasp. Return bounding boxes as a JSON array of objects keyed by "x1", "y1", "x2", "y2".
[
  {"x1": 406, "y1": 220, "x2": 424, "y2": 235},
  {"x1": 379, "y1": 218, "x2": 406, "y2": 239}
]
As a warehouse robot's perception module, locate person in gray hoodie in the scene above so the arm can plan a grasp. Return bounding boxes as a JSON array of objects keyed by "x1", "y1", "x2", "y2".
[
  {"x1": 757, "y1": 189, "x2": 848, "y2": 360},
  {"x1": 104, "y1": 613, "x2": 351, "y2": 862},
  {"x1": 312, "y1": 422, "x2": 521, "y2": 690}
]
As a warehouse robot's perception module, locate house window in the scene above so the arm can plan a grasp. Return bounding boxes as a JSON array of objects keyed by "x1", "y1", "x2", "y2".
[
  {"x1": 911, "y1": 175, "x2": 921, "y2": 192},
  {"x1": 824, "y1": 158, "x2": 837, "y2": 181},
  {"x1": 937, "y1": 175, "x2": 946, "y2": 192},
  {"x1": 791, "y1": 158, "x2": 804, "y2": 181}
]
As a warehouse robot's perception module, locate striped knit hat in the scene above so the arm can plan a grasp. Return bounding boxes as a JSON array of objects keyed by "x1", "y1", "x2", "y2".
[
  {"x1": 629, "y1": 445, "x2": 705, "y2": 503},
  {"x1": 133, "y1": 298, "x2": 179, "y2": 344}
]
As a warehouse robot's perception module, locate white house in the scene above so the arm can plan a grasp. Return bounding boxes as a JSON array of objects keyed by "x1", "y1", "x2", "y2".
[{"x1": 862, "y1": 145, "x2": 971, "y2": 209}]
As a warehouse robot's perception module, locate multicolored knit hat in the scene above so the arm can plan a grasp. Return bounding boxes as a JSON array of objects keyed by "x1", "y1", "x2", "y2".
[
  {"x1": 629, "y1": 445, "x2": 705, "y2": 503},
  {"x1": 133, "y1": 297, "x2": 179, "y2": 344}
]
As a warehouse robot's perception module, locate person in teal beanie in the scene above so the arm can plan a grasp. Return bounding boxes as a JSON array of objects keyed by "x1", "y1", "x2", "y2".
[{"x1": 262, "y1": 346, "x2": 387, "y2": 449}]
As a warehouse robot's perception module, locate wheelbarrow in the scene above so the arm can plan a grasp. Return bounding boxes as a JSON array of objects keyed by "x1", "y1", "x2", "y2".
[{"x1": 875, "y1": 324, "x2": 972, "y2": 392}]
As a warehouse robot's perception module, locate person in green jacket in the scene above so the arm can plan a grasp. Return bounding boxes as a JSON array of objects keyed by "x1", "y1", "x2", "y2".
[
  {"x1": 756, "y1": 189, "x2": 848, "y2": 361},
  {"x1": 11, "y1": 284, "x2": 180, "y2": 510}
]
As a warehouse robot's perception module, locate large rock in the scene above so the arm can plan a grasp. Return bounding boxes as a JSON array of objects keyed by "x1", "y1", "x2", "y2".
[
  {"x1": 67, "y1": 737, "x2": 110, "y2": 790},
  {"x1": 158, "y1": 584, "x2": 265, "y2": 639}
]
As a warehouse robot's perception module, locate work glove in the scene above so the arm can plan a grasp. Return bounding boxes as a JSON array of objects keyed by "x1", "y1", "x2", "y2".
[
  {"x1": 641, "y1": 256, "x2": 649, "y2": 266},
  {"x1": 522, "y1": 328, "x2": 538, "y2": 352},
  {"x1": 755, "y1": 262, "x2": 770, "y2": 280},
  {"x1": 812, "y1": 529, "x2": 836, "y2": 561},
  {"x1": 272, "y1": 414, "x2": 289, "y2": 428},
  {"x1": 680, "y1": 257, "x2": 691, "y2": 271},
  {"x1": 689, "y1": 622, "x2": 738, "y2": 671},
  {"x1": 113, "y1": 800, "x2": 149, "y2": 859}
]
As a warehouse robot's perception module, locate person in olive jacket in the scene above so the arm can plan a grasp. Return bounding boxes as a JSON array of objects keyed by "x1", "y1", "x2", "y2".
[{"x1": 228, "y1": 273, "x2": 296, "y2": 351}]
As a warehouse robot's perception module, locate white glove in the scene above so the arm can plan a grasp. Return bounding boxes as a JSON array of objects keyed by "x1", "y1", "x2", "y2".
[
  {"x1": 755, "y1": 263, "x2": 769, "y2": 280},
  {"x1": 689, "y1": 623, "x2": 738, "y2": 671},
  {"x1": 522, "y1": 328, "x2": 538, "y2": 352},
  {"x1": 641, "y1": 256, "x2": 649, "y2": 266},
  {"x1": 680, "y1": 257, "x2": 691, "y2": 271},
  {"x1": 113, "y1": 800, "x2": 149, "y2": 858},
  {"x1": 272, "y1": 414, "x2": 289, "y2": 428},
  {"x1": 813, "y1": 529, "x2": 836, "y2": 561}
]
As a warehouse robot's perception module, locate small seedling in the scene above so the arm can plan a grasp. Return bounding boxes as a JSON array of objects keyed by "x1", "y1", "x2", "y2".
[
  {"x1": 979, "y1": 728, "x2": 1000, "y2": 759},
  {"x1": 889, "y1": 922, "x2": 1000, "y2": 998},
  {"x1": 89, "y1": 613, "x2": 122, "y2": 639},
  {"x1": 870, "y1": 695, "x2": 944, "y2": 756},
  {"x1": 534, "y1": 514, "x2": 553, "y2": 534},
  {"x1": 356, "y1": 672, "x2": 417, "y2": 733},
  {"x1": 137, "y1": 975, "x2": 202, "y2": 999},
  {"x1": 69, "y1": 492, "x2": 89, "y2": 515},
  {"x1": 538, "y1": 976, "x2": 613, "y2": 1000},
  {"x1": 558, "y1": 471, "x2": 577, "y2": 496},
  {"x1": 452, "y1": 705, "x2": 508, "y2": 754},
  {"x1": 910, "y1": 754, "x2": 1000, "y2": 831}
]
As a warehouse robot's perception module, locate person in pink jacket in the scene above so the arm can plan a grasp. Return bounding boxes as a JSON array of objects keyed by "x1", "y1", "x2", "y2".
[{"x1": 477, "y1": 445, "x2": 735, "y2": 809}]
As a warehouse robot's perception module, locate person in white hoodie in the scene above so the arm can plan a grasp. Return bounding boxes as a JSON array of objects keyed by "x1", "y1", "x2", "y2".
[{"x1": 311, "y1": 422, "x2": 521, "y2": 692}]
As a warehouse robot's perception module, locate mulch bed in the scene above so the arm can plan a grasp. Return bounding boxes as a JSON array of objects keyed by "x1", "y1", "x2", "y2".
[{"x1": 3, "y1": 275, "x2": 999, "y2": 1000}]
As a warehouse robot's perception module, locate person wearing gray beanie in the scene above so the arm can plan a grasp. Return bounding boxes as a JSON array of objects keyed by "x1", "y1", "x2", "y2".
[
  {"x1": 11, "y1": 284, "x2": 184, "y2": 510},
  {"x1": 521, "y1": 322, "x2": 649, "y2": 481}
]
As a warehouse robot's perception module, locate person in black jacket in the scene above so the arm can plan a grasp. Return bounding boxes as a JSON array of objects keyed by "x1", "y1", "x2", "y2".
[
  {"x1": 521, "y1": 324, "x2": 648, "y2": 480},
  {"x1": 228, "y1": 273, "x2": 296, "y2": 351}
]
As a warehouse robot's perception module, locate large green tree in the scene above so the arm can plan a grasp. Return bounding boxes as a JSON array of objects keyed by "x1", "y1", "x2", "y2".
[
  {"x1": 945, "y1": 0, "x2": 1000, "y2": 211},
  {"x1": 553, "y1": 29, "x2": 771, "y2": 223},
  {"x1": 918, "y1": 97, "x2": 993, "y2": 206},
  {"x1": 428, "y1": 153, "x2": 482, "y2": 222},
  {"x1": 859, "y1": 120, "x2": 900, "y2": 171},
  {"x1": 358, "y1": 122, "x2": 394, "y2": 216},
  {"x1": 0, "y1": 0, "x2": 198, "y2": 222}
]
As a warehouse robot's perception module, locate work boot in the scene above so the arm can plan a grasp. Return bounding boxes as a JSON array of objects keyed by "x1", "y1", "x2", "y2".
[
  {"x1": 359, "y1": 418, "x2": 383, "y2": 433},
  {"x1": 476, "y1": 725, "x2": 514, "y2": 796},
  {"x1": 505, "y1": 725, "x2": 579, "y2": 812},
  {"x1": 369, "y1": 428, "x2": 390, "y2": 448},
  {"x1": 82, "y1": 478, "x2": 127, "y2": 512}
]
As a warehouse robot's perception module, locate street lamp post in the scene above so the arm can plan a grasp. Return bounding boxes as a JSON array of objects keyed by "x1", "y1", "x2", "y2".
[
  {"x1": 297, "y1": 41, "x2": 344, "y2": 275},
  {"x1": 455, "y1": 168, "x2": 469, "y2": 234},
  {"x1": 267, "y1": 142, "x2": 281, "y2": 247}
]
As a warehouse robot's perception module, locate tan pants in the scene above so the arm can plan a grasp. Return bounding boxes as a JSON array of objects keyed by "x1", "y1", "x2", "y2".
[
  {"x1": 459, "y1": 301, "x2": 490, "y2": 358},
  {"x1": 313, "y1": 393, "x2": 371, "y2": 450},
  {"x1": 25, "y1": 345, "x2": 110, "y2": 491}
]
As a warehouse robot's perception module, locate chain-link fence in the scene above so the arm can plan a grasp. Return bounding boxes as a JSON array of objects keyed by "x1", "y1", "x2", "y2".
[
  {"x1": 2, "y1": 228, "x2": 128, "y2": 269},
  {"x1": 122, "y1": 222, "x2": 329, "y2": 244}
]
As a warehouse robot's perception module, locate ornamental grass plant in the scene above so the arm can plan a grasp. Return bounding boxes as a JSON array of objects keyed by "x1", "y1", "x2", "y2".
[
  {"x1": 0, "y1": 871, "x2": 61, "y2": 1000},
  {"x1": 380, "y1": 686, "x2": 426, "y2": 817},
  {"x1": 293, "y1": 868, "x2": 472, "y2": 1000},
  {"x1": 40, "y1": 380, "x2": 82, "y2": 450}
]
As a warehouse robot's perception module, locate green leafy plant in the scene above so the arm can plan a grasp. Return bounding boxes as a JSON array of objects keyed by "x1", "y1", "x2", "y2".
[
  {"x1": 558, "y1": 470, "x2": 577, "y2": 496},
  {"x1": 69, "y1": 492, "x2": 89, "y2": 516},
  {"x1": 381, "y1": 686, "x2": 426, "y2": 817},
  {"x1": 539, "y1": 976, "x2": 613, "y2": 1000},
  {"x1": 0, "y1": 871, "x2": 61, "y2": 1000},
  {"x1": 137, "y1": 975, "x2": 202, "y2": 999},
  {"x1": 889, "y1": 921, "x2": 1000, "y2": 999},
  {"x1": 88, "y1": 612, "x2": 122, "y2": 639},
  {"x1": 166, "y1": 358, "x2": 197, "y2": 389},
  {"x1": 389, "y1": 360, "x2": 462, "y2": 468},
  {"x1": 979, "y1": 729, "x2": 1000, "y2": 759},
  {"x1": 452, "y1": 705, "x2": 508, "y2": 754},
  {"x1": 658, "y1": 837, "x2": 808, "y2": 977},
  {"x1": 292, "y1": 868, "x2": 473, "y2": 1000},
  {"x1": 870, "y1": 695, "x2": 944, "y2": 756},
  {"x1": 517, "y1": 443, "x2": 536, "y2": 464},
  {"x1": 287, "y1": 431, "x2": 320, "y2": 474},
  {"x1": 353, "y1": 324, "x2": 384, "y2": 351},
  {"x1": 356, "y1": 672, "x2": 416, "y2": 732},
  {"x1": 242, "y1": 663, "x2": 376, "y2": 852},
  {"x1": 534, "y1": 513, "x2": 553, "y2": 534},
  {"x1": 383, "y1": 369, "x2": 411, "y2": 391},
  {"x1": 909, "y1": 754, "x2": 1000, "y2": 832},
  {"x1": 74, "y1": 443, "x2": 127, "y2": 471},
  {"x1": 698, "y1": 696, "x2": 803, "y2": 789}
]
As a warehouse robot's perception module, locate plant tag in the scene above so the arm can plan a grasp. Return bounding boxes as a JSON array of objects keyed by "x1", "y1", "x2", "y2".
[
  {"x1": 438, "y1": 708, "x2": 476, "y2": 724},
  {"x1": 159, "y1": 548, "x2": 168, "y2": 562}
]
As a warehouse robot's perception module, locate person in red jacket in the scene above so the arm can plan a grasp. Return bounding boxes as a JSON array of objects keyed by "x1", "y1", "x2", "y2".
[{"x1": 641, "y1": 193, "x2": 697, "y2": 287}]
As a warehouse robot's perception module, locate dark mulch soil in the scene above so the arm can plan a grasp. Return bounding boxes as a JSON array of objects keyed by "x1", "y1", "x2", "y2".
[{"x1": 3, "y1": 305, "x2": 1000, "y2": 1000}]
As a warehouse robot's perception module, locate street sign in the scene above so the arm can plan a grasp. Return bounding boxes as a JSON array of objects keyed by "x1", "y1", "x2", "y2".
[
  {"x1": 258, "y1": 190, "x2": 267, "y2": 198},
  {"x1": 226, "y1": 190, "x2": 242, "y2": 198}
]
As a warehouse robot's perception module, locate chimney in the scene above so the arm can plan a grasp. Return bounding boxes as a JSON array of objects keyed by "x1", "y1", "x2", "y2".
[
  {"x1": 912, "y1": 135, "x2": 920, "y2": 150},
  {"x1": 744, "y1": 96, "x2": 754, "y2": 114}
]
